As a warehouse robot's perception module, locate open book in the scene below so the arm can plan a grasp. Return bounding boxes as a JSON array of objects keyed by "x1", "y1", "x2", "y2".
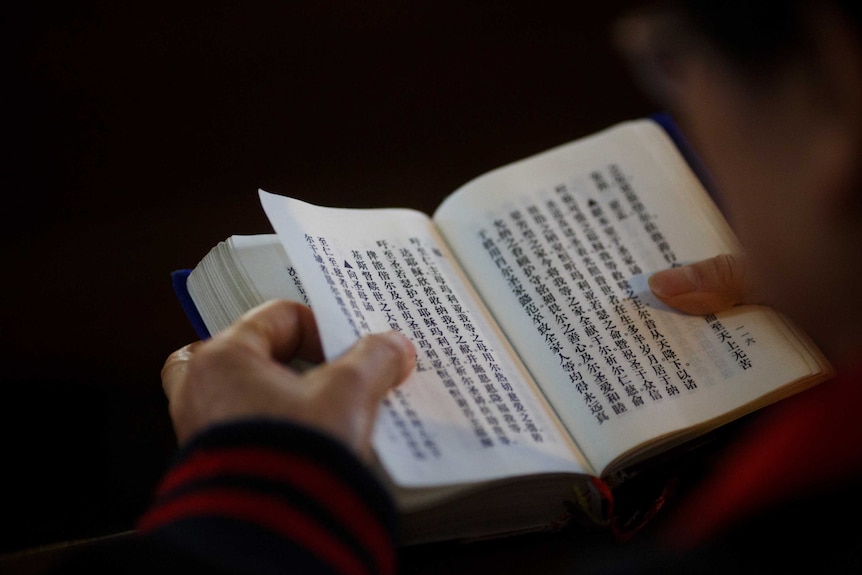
[{"x1": 176, "y1": 117, "x2": 833, "y2": 545}]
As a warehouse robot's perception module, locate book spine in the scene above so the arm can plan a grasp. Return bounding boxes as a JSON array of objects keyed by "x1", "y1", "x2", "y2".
[{"x1": 171, "y1": 269, "x2": 211, "y2": 340}]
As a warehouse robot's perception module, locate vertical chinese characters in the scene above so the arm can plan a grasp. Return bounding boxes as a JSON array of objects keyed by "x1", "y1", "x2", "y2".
[
  {"x1": 477, "y1": 163, "x2": 757, "y2": 425},
  {"x1": 303, "y1": 233, "x2": 548, "y2": 461}
]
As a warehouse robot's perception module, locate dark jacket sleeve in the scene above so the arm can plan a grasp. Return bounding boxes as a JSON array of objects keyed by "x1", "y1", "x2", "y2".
[{"x1": 55, "y1": 420, "x2": 400, "y2": 575}]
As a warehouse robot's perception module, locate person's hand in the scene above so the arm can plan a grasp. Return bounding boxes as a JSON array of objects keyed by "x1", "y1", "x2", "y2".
[
  {"x1": 161, "y1": 299, "x2": 416, "y2": 461},
  {"x1": 648, "y1": 254, "x2": 759, "y2": 315}
]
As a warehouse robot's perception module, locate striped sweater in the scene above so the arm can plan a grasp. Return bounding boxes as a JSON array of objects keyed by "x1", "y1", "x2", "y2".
[{"x1": 132, "y1": 420, "x2": 399, "y2": 575}]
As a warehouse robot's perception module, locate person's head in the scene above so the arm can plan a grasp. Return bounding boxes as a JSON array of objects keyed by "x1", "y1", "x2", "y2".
[{"x1": 617, "y1": 0, "x2": 862, "y2": 363}]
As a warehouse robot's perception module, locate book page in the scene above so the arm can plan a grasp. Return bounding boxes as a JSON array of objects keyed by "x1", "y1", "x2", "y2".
[
  {"x1": 188, "y1": 235, "x2": 309, "y2": 335},
  {"x1": 259, "y1": 191, "x2": 592, "y2": 487},
  {"x1": 432, "y1": 119, "x2": 826, "y2": 474},
  {"x1": 228, "y1": 235, "x2": 310, "y2": 306}
]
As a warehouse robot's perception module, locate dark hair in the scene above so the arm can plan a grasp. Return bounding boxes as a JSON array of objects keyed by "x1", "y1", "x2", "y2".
[{"x1": 678, "y1": 0, "x2": 862, "y2": 72}]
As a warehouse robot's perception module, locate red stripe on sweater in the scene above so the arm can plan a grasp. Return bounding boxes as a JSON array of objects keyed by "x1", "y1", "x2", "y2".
[
  {"x1": 138, "y1": 487, "x2": 378, "y2": 575},
  {"x1": 662, "y1": 368, "x2": 862, "y2": 548},
  {"x1": 147, "y1": 447, "x2": 394, "y2": 574}
]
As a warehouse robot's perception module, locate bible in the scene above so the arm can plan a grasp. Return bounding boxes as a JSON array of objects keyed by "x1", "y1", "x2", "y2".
[{"x1": 175, "y1": 117, "x2": 833, "y2": 545}]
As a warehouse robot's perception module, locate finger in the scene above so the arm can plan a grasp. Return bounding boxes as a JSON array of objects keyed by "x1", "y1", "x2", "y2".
[
  {"x1": 648, "y1": 254, "x2": 758, "y2": 315},
  {"x1": 312, "y1": 331, "x2": 416, "y2": 408},
  {"x1": 161, "y1": 342, "x2": 200, "y2": 398},
  {"x1": 225, "y1": 299, "x2": 324, "y2": 365}
]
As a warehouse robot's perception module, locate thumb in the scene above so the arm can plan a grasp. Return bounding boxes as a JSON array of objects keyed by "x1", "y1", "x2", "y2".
[
  {"x1": 306, "y1": 331, "x2": 416, "y2": 457},
  {"x1": 648, "y1": 254, "x2": 758, "y2": 315},
  {"x1": 322, "y1": 330, "x2": 417, "y2": 405}
]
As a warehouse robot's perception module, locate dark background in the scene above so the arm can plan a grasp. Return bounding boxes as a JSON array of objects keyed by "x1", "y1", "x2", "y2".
[{"x1": 1, "y1": 0, "x2": 654, "y2": 558}]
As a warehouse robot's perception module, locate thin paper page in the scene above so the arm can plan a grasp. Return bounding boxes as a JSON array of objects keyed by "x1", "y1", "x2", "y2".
[
  {"x1": 189, "y1": 235, "x2": 311, "y2": 335},
  {"x1": 259, "y1": 190, "x2": 591, "y2": 486},
  {"x1": 228, "y1": 235, "x2": 310, "y2": 306},
  {"x1": 433, "y1": 119, "x2": 821, "y2": 473}
]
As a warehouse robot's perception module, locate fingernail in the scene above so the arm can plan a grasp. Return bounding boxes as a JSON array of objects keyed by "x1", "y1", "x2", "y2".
[{"x1": 649, "y1": 266, "x2": 699, "y2": 298}]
